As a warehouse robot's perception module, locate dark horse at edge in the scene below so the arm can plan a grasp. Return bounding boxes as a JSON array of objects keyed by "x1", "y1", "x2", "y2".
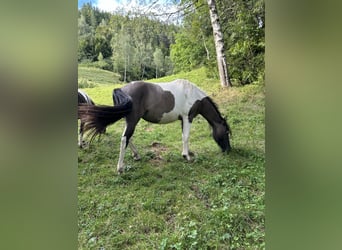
[
  {"x1": 78, "y1": 79, "x2": 231, "y2": 173},
  {"x1": 78, "y1": 89, "x2": 95, "y2": 148}
]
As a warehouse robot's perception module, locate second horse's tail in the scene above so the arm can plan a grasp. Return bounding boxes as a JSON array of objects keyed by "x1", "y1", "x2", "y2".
[{"x1": 78, "y1": 89, "x2": 132, "y2": 141}]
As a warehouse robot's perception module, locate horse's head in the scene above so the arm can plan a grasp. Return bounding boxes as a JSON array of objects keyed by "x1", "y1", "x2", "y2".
[{"x1": 213, "y1": 118, "x2": 231, "y2": 153}]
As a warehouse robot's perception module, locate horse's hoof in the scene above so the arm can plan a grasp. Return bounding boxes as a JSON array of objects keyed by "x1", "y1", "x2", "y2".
[
  {"x1": 133, "y1": 155, "x2": 141, "y2": 161},
  {"x1": 80, "y1": 141, "x2": 88, "y2": 148},
  {"x1": 182, "y1": 154, "x2": 191, "y2": 161},
  {"x1": 116, "y1": 165, "x2": 125, "y2": 175}
]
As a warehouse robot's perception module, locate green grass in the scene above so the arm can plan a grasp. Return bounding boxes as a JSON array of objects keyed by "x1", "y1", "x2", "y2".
[
  {"x1": 78, "y1": 68, "x2": 265, "y2": 249},
  {"x1": 78, "y1": 66, "x2": 121, "y2": 88}
]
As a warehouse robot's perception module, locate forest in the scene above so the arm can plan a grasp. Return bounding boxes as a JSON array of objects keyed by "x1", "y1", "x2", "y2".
[{"x1": 78, "y1": 0, "x2": 264, "y2": 85}]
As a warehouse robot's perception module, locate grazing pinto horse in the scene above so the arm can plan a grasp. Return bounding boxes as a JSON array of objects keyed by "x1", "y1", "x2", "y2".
[
  {"x1": 78, "y1": 89, "x2": 95, "y2": 148},
  {"x1": 78, "y1": 79, "x2": 231, "y2": 173}
]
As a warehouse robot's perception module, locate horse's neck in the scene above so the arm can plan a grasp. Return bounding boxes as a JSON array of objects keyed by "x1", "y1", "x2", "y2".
[{"x1": 200, "y1": 98, "x2": 222, "y2": 127}]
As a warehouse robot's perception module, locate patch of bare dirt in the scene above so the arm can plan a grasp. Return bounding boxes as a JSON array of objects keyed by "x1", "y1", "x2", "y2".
[{"x1": 149, "y1": 142, "x2": 168, "y2": 165}]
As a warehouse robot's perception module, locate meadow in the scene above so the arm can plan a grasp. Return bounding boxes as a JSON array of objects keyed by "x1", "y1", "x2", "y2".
[{"x1": 78, "y1": 67, "x2": 265, "y2": 249}]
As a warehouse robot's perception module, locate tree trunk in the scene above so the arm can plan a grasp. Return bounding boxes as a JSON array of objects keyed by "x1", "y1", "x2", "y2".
[
  {"x1": 207, "y1": 0, "x2": 232, "y2": 87},
  {"x1": 124, "y1": 57, "x2": 127, "y2": 82}
]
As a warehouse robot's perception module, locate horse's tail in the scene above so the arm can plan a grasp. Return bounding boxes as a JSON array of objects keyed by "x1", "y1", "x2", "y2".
[{"x1": 78, "y1": 89, "x2": 132, "y2": 141}]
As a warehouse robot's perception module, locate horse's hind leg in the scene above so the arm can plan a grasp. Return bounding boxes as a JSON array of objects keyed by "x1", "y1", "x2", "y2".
[{"x1": 129, "y1": 140, "x2": 141, "y2": 161}]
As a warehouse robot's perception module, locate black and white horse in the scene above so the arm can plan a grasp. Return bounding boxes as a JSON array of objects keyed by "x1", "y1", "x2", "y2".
[
  {"x1": 78, "y1": 89, "x2": 95, "y2": 148},
  {"x1": 78, "y1": 79, "x2": 231, "y2": 173}
]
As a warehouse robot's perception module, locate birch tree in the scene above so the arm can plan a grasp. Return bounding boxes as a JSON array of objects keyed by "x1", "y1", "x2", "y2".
[
  {"x1": 207, "y1": 0, "x2": 232, "y2": 87},
  {"x1": 147, "y1": 0, "x2": 232, "y2": 87}
]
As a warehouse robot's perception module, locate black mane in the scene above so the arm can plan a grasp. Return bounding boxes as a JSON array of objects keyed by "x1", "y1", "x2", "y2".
[{"x1": 205, "y1": 96, "x2": 231, "y2": 135}]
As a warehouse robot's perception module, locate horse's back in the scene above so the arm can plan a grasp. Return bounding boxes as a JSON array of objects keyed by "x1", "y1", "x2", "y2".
[
  {"x1": 120, "y1": 80, "x2": 208, "y2": 124},
  {"x1": 158, "y1": 79, "x2": 207, "y2": 101},
  {"x1": 157, "y1": 79, "x2": 207, "y2": 118}
]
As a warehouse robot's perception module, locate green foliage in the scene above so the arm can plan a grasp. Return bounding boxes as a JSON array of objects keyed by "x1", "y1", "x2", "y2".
[
  {"x1": 170, "y1": 33, "x2": 206, "y2": 73},
  {"x1": 78, "y1": 69, "x2": 265, "y2": 249},
  {"x1": 223, "y1": 0, "x2": 265, "y2": 85},
  {"x1": 170, "y1": 2, "x2": 212, "y2": 74},
  {"x1": 78, "y1": 1, "x2": 264, "y2": 85},
  {"x1": 78, "y1": 4, "x2": 178, "y2": 81},
  {"x1": 111, "y1": 29, "x2": 134, "y2": 82},
  {"x1": 153, "y1": 48, "x2": 164, "y2": 78},
  {"x1": 171, "y1": 0, "x2": 265, "y2": 85}
]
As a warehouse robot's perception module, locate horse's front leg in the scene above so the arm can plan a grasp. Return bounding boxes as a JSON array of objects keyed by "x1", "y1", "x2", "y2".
[{"x1": 181, "y1": 116, "x2": 192, "y2": 161}]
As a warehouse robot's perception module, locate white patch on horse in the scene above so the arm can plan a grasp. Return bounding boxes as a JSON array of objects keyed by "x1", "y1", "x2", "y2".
[{"x1": 157, "y1": 79, "x2": 207, "y2": 124}]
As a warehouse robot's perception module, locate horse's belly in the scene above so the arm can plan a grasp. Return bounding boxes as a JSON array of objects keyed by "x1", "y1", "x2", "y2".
[
  {"x1": 158, "y1": 111, "x2": 180, "y2": 124},
  {"x1": 157, "y1": 99, "x2": 194, "y2": 124},
  {"x1": 142, "y1": 109, "x2": 179, "y2": 124}
]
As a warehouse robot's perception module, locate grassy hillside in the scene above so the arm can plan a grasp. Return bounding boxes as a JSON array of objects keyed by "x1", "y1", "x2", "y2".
[
  {"x1": 78, "y1": 68, "x2": 265, "y2": 249},
  {"x1": 78, "y1": 66, "x2": 121, "y2": 88}
]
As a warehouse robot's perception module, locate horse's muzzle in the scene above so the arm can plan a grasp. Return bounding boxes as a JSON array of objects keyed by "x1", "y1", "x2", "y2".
[{"x1": 222, "y1": 147, "x2": 231, "y2": 154}]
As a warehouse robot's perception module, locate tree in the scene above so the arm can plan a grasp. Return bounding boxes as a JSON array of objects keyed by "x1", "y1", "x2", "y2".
[
  {"x1": 111, "y1": 29, "x2": 134, "y2": 82},
  {"x1": 220, "y1": 0, "x2": 265, "y2": 85},
  {"x1": 206, "y1": 0, "x2": 232, "y2": 87},
  {"x1": 144, "y1": 0, "x2": 232, "y2": 86},
  {"x1": 153, "y1": 48, "x2": 164, "y2": 78},
  {"x1": 170, "y1": 32, "x2": 204, "y2": 73},
  {"x1": 94, "y1": 19, "x2": 112, "y2": 59},
  {"x1": 170, "y1": 0, "x2": 264, "y2": 85},
  {"x1": 78, "y1": 14, "x2": 94, "y2": 61}
]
